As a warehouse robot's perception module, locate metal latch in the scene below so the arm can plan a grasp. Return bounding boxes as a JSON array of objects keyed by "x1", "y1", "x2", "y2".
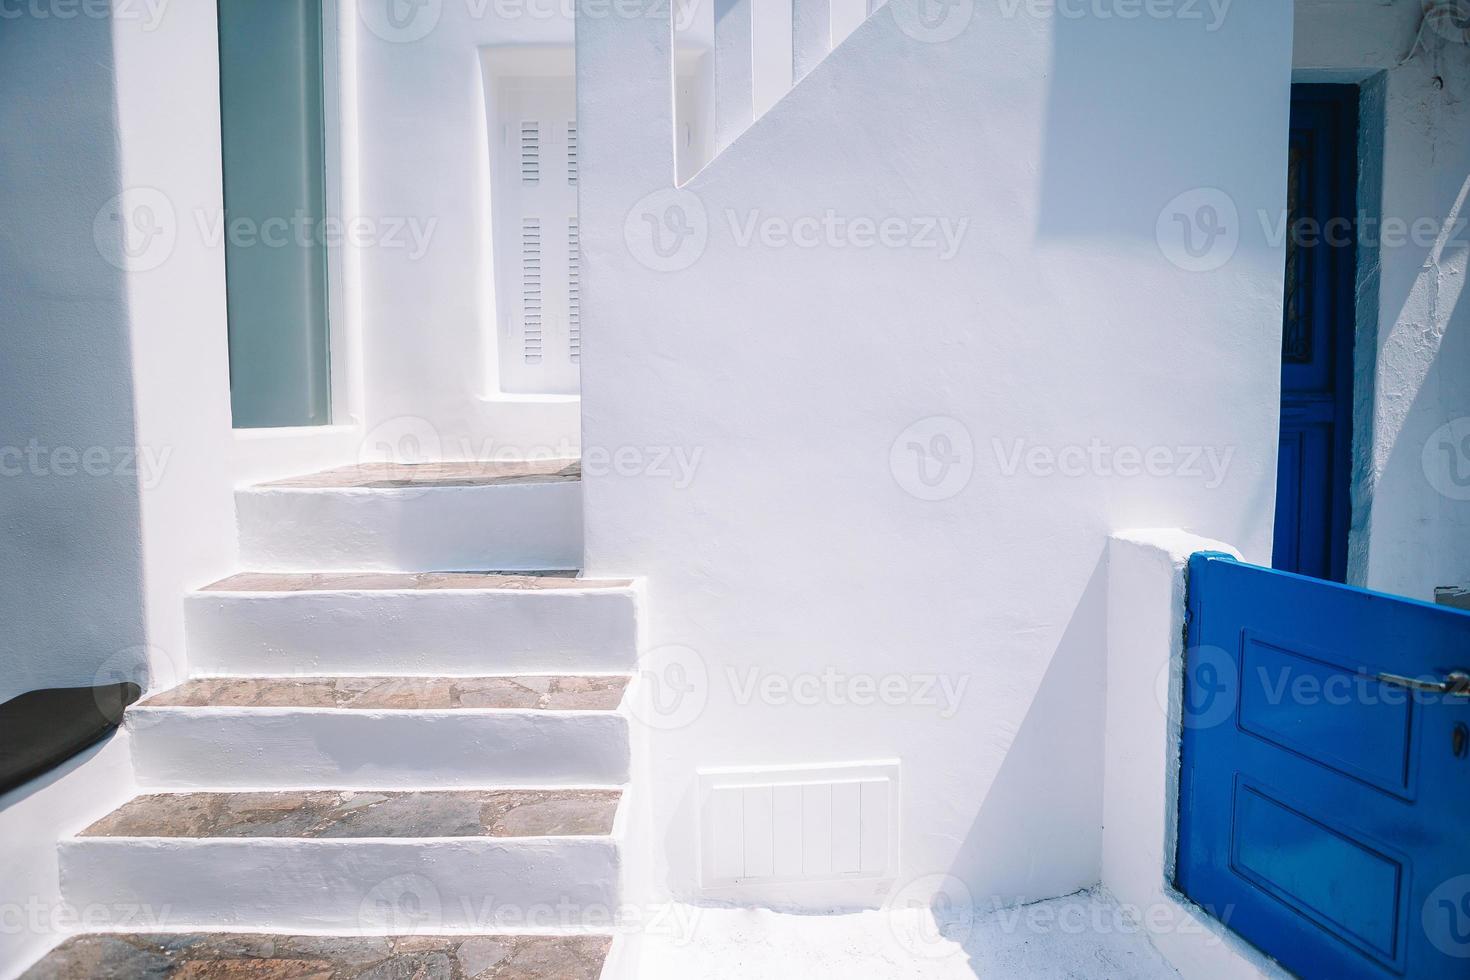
[{"x1": 1375, "y1": 670, "x2": 1470, "y2": 696}]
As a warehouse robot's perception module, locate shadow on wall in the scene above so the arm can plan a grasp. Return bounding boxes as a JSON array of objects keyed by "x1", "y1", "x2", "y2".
[
  {"x1": 945, "y1": 554, "x2": 1108, "y2": 927},
  {"x1": 1370, "y1": 175, "x2": 1470, "y2": 599},
  {"x1": 0, "y1": 10, "x2": 151, "y2": 704},
  {"x1": 1357, "y1": 46, "x2": 1470, "y2": 600},
  {"x1": 1036, "y1": 4, "x2": 1284, "y2": 242}
]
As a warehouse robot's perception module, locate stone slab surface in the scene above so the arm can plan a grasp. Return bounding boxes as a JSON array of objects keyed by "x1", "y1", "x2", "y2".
[
  {"x1": 260, "y1": 460, "x2": 581, "y2": 490},
  {"x1": 80, "y1": 789, "x2": 621, "y2": 839},
  {"x1": 22, "y1": 933, "x2": 610, "y2": 979},
  {"x1": 200, "y1": 571, "x2": 630, "y2": 592},
  {"x1": 141, "y1": 675, "x2": 628, "y2": 711}
]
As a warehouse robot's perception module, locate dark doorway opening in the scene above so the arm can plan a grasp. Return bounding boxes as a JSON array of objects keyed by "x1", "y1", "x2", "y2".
[{"x1": 1273, "y1": 84, "x2": 1359, "y2": 582}]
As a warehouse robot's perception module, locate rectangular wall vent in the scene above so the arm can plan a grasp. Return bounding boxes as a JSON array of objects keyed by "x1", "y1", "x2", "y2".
[
  {"x1": 699, "y1": 761, "x2": 899, "y2": 888},
  {"x1": 520, "y1": 121, "x2": 540, "y2": 183},
  {"x1": 566, "y1": 121, "x2": 578, "y2": 185},
  {"x1": 520, "y1": 217, "x2": 542, "y2": 362},
  {"x1": 567, "y1": 216, "x2": 580, "y2": 362}
]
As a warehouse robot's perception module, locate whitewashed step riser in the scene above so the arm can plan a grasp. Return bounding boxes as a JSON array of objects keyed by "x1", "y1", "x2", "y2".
[
  {"x1": 59, "y1": 837, "x2": 620, "y2": 933},
  {"x1": 128, "y1": 709, "x2": 630, "y2": 789},
  {"x1": 236, "y1": 483, "x2": 582, "y2": 573},
  {"x1": 184, "y1": 589, "x2": 638, "y2": 675}
]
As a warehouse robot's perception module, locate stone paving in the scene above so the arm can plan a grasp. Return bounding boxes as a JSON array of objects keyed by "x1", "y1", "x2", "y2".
[
  {"x1": 22, "y1": 933, "x2": 611, "y2": 979},
  {"x1": 261, "y1": 460, "x2": 581, "y2": 489},
  {"x1": 201, "y1": 571, "x2": 628, "y2": 592},
  {"x1": 80, "y1": 789, "x2": 621, "y2": 839},
  {"x1": 141, "y1": 675, "x2": 628, "y2": 711}
]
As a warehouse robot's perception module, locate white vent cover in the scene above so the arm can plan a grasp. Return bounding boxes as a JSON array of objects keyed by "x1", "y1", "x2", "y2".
[{"x1": 699, "y1": 761, "x2": 900, "y2": 888}]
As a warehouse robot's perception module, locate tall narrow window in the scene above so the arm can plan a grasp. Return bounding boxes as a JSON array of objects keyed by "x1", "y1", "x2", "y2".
[{"x1": 217, "y1": 0, "x2": 332, "y2": 428}]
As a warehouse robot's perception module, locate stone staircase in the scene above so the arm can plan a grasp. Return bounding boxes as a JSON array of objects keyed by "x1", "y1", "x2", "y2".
[{"x1": 25, "y1": 463, "x2": 635, "y2": 979}]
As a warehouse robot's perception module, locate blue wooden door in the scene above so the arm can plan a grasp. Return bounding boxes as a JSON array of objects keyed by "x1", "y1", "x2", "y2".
[
  {"x1": 1179, "y1": 555, "x2": 1470, "y2": 977},
  {"x1": 1274, "y1": 85, "x2": 1358, "y2": 581}
]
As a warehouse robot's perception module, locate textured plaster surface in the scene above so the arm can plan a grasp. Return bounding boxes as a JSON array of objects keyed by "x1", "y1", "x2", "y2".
[
  {"x1": 637, "y1": 891, "x2": 1180, "y2": 979},
  {"x1": 1295, "y1": 1, "x2": 1470, "y2": 598}
]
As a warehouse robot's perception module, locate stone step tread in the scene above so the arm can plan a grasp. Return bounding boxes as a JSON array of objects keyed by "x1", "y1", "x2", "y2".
[
  {"x1": 79, "y1": 788, "x2": 621, "y2": 839},
  {"x1": 141, "y1": 675, "x2": 629, "y2": 711},
  {"x1": 23, "y1": 933, "x2": 609, "y2": 979},
  {"x1": 200, "y1": 570, "x2": 631, "y2": 592},
  {"x1": 259, "y1": 459, "x2": 580, "y2": 490}
]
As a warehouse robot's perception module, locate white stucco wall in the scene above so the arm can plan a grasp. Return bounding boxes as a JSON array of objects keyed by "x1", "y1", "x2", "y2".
[
  {"x1": 111, "y1": 3, "x2": 241, "y2": 691},
  {"x1": 579, "y1": 1, "x2": 1292, "y2": 908},
  {"x1": 1101, "y1": 530, "x2": 1284, "y2": 980},
  {"x1": 0, "y1": 10, "x2": 149, "y2": 705},
  {"x1": 0, "y1": 737, "x2": 138, "y2": 980},
  {"x1": 0, "y1": 5, "x2": 323, "y2": 968},
  {"x1": 353, "y1": 0, "x2": 582, "y2": 459},
  {"x1": 1295, "y1": 0, "x2": 1470, "y2": 600},
  {"x1": 1, "y1": 12, "x2": 156, "y2": 972}
]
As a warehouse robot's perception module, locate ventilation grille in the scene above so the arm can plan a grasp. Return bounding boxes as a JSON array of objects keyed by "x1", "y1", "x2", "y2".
[
  {"x1": 566, "y1": 121, "x2": 579, "y2": 185},
  {"x1": 520, "y1": 217, "x2": 542, "y2": 362},
  {"x1": 520, "y1": 122, "x2": 540, "y2": 184},
  {"x1": 568, "y1": 216, "x2": 581, "y2": 362},
  {"x1": 699, "y1": 763, "x2": 899, "y2": 889}
]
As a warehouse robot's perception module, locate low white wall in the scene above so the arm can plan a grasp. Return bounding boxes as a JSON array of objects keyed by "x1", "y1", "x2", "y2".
[
  {"x1": 0, "y1": 736, "x2": 139, "y2": 980},
  {"x1": 1295, "y1": 1, "x2": 1470, "y2": 600},
  {"x1": 579, "y1": 1, "x2": 1292, "y2": 908},
  {"x1": 1100, "y1": 529, "x2": 1283, "y2": 980}
]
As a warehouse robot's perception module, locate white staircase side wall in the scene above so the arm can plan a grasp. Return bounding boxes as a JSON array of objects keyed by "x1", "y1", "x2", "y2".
[
  {"x1": 183, "y1": 588, "x2": 639, "y2": 675},
  {"x1": 0, "y1": 735, "x2": 139, "y2": 980},
  {"x1": 59, "y1": 836, "x2": 620, "y2": 934},
  {"x1": 126, "y1": 707, "x2": 630, "y2": 789},
  {"x1": 577, "y1": 0, "x2": 1292, "y2": 909},
  {"x1": 235, "y1": 482, "x2": 583, "y2": 573}
]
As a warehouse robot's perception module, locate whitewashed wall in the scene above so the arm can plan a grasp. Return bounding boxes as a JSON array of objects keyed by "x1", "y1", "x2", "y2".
[
  {"x1": 579, "y1": 1, "x2": 1293, "y2": 908},
  {"x1": 353, "y1": 0, "x2": 581, "y2": 458},
  {"x1": 111, "y1": 3, "x2": 241, "y2": 692},
  {"x1": 0, "y1": 5, "x2": 284, "y2": 969},
  {"x1": 1295, "y1": 0, "x2": 1470, "y2": 601},
  {"x1": 0, "y1": 738, "x2": 138, "y2": 980},
  {"x1": 0, "y1": 11, "x2": 149, "y2": 706},
  {"x1": 0, "y1": 11, "x2": 160, "y2": 973}
]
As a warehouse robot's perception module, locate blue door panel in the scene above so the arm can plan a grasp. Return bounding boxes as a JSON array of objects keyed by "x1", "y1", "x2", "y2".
[
  {"x1": 1178, "y1": 554, "x2": 1470, "y2": 978},
  {"x1": 1231, "y1": 779, "x2": 1406, "y2": 965},
  {"x1": 1237, "y1": 636, "x2": 1416, "y2": 797}
]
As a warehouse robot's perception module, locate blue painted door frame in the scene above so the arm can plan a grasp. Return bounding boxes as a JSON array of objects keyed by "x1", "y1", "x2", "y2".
[
  {"x1": 1274, "y1": 84, "x2": 1359, "y2": 582},
  {"x1": 1178, "y1": 554, "x2": 1470, "y2": 977}
]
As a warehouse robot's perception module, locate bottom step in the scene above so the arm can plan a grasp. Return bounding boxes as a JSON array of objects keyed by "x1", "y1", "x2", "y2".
[
  {"x1": 59, "y1": 789, "x2": 623, "y2": 934},
  {"x1": 23, "y1": 932, "x2": 611, "y2": 979}
]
